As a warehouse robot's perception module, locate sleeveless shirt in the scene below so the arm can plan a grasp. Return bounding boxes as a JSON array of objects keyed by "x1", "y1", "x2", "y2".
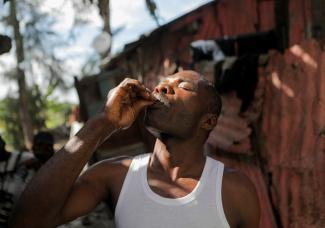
[{"x1": 115, "y1": 154, "x2": 230, "y2": 228}]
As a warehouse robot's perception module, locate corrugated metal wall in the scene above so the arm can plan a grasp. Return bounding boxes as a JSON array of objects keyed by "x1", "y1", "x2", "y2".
[
  {"x1": 262, "y1": 40, "x2": 325, "y2": 227},
  {"x1": 105, "y1": 0, "x2": 275, "y2": 88},
  {"x1": 209, "y1": 39, "x2": 325, "y2": 228}
]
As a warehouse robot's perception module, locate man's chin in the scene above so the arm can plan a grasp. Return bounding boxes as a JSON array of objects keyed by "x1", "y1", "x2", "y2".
[
  {"x1": 144, "y1": 108, "x2": 158, "y2": 126},
  {"x1": 145, "y1": 106, "x2": 173, "y2": 131},
  {"x1": 144, "y1": 113, "x2": 164, "y2": 137}
]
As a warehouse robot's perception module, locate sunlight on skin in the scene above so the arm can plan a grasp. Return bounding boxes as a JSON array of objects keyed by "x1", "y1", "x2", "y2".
[
  {"x1": 271, "y1": 72, "x2": 295, "y2": 98},
  {"x1": 290, "y1": 45, "x2": 318, "y2": 69},
  {"x1": 64, "y1": 136, "x2": 85, "y2": 154}
]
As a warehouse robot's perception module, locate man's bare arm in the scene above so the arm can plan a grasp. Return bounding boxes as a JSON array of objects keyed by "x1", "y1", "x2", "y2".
[
  {"x1": 9, "y1": 78, "x2": 154, "y2": 228},
  {"x1": 223, "y1": 170, "x2": 260, "y2": 228},
  {"x1": 9, "y1": 115, "x2": 116, "y2": 228},
  {"x1": 239, "y1": 177, "x2": 260, "y2": 228}
]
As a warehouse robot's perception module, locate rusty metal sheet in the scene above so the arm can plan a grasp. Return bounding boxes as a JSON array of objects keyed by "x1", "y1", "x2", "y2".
[
  {"x1": 104, "y1": 0, "x2": 275, "y2": 74},
  {"x1": 289, "y1": 0, "x2": 313, "y2": 46},
  {"x1": 210, "y1": 153, "x2": 278, "y2": 228},
  {"x1": 262, "y1": 39, "x2": 325, "y2": 227}
]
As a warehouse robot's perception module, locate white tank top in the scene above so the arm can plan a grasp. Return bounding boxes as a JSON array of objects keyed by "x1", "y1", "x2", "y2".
[{"x1": 115, "y1": 154, "x2": 230, "y2": 228}]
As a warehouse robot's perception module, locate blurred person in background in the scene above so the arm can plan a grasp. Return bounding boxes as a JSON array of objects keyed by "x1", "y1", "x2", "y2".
[
  {"x1": 0, "y1": 132, "x2": 54, "y2": 227},
  {"x1": 14, "y1": 131, "x2": 55, "y2": 197},
  {"x1": 24, "y1": 131, "x2": 55, "y2": 171},
  {"x1": 0, "y1": 135, "x2": 31, "y2": 227}
]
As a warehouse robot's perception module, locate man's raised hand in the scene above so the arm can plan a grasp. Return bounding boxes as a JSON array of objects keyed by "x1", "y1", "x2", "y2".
[{"x1": 104, "y1": 78, "x2": 155, "y2": 129}]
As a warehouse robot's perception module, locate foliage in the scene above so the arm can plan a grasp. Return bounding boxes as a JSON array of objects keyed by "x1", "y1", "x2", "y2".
[
  {"x1": 0, "y1": 90, "x2": 72, "y2": 150},
  {"x1": 18, "y1": 0, "x2": 69, "y2": 94},
  {"x1": 45, "y1": 99, "x2": 71, "y2": 129},
  {"x1": 0, "y1": 0, "x2": 74, "y2": 147},
  {"x1": 0, "y1": 96, "x2": 25, "y2": 150}
]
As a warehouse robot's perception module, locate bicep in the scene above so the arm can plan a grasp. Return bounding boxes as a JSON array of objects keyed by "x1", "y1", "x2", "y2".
[
  {"x1": 223, "y1": 170, "x2": 260, "y2": 228},
  {"x1": 239, "y1": 178, "x2": 260, "y2": 228},
  {"x1": 56, "y1": 167, "x2": 108, "y2": 225}
]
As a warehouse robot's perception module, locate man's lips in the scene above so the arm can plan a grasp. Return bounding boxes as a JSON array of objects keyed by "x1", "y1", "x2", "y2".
[{"x1": 152, "y1": 93, "x2": 171, "y2": 108}]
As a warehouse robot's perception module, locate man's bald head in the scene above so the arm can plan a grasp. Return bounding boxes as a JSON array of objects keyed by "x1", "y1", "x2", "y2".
[{"x1": 175, "y1": 70, "x2": 222, "y2": 117}]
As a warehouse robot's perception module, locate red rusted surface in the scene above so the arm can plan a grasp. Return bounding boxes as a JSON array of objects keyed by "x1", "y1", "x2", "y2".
[
  {"x1": 207, "y1": 69, "x2": 266, "y2": 155},
  {"x1": 207, "y1": 39, "x2": 325, "y2": 227},
  {"x1": 215, "y1": 0, "x2": 257, "y2": 35},
  {"x1": 206, "y1": 67, "x2": 278, "y2": 227},
  {"x1": 262, "y1": 40, "x2": 325, "y2": 227},
  {"x1": 288, "y1": 0, "x2": 312, "y2": 46},
  {"x1": 258, "y1": 0, "x2": 275, "y2": 31},
  {"x1": 105, "y1": 0, "x2": 275, "y2": 86}
]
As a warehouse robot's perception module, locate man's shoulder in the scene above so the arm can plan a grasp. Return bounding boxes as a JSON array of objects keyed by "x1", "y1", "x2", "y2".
[
  {"x1": 1, "y1": 151, "x2": 34, "y2": 169},
  {"x1": 96, "y1": 155, "x2": 132, "y2": 172},
  {"x1": 222, "y1": 167, "x2": 260, "y2": 227},
  {"x1": 15, "y1": 151, "x2": 40, "y2": 171},
  {"x1": 223, "y1": 168, "x2": 256, "y2": 194},
  {"x1": 88, "y1": 153, "x2": 151, "y2": 174},
  {"x1": 81, "y1": 155, "x2": 133, "y2": 182},
  {"x1": 78, "y1": 155, "x2": 135, "y2": 201},
  {"x1": 206, "y1": 156, "x2": 256, "y2": 195},
  {"x1": 18, "y1": 151, "x2": 35, "y2": 165},
  {"x1": 222, "y1": 167, "x2": 258, "y2": 205},
  {"x1": 19, "y1": 151, "x2": 34, "y2": 160}
]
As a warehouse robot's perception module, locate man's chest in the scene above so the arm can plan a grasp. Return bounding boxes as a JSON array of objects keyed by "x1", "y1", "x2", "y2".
[
  {"x1": 108, "y1": 172, "x2": 199, "y2": 211},
  {"x1": 146, "y1": 174, "x2": 200, "y2": 198}
]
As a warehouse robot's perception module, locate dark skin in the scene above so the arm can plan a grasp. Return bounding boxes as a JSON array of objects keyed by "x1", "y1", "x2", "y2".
[{"x1": 10, "y1": 71, "x2": 260, "y2": 228}]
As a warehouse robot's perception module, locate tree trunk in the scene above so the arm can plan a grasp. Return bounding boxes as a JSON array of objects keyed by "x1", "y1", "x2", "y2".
[
  {"x1": 10, "y1": 0, "x2": 34, "y2": 149},
  {"x1": 98, "y1": 0, "x2": 112, "y2": 57}
]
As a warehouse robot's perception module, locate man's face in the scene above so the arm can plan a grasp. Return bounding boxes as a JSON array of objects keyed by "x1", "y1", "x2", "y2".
[
  {"x1": 144, "y1": 71, "x2": 209, "y2": 138},
  {"x1": 32, "y1": 140, "x2": 54, "y2": 162}
]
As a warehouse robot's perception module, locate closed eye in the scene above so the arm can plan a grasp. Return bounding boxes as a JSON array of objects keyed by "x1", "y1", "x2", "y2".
[{"x1": 178, "y1": 82, "x2": 195, "y2": 91}]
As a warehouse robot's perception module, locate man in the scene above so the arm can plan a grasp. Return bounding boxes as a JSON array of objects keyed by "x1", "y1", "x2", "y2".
[
  {"x1": 14, "y1": 131, "x2": 55, "y2": 188},
  {"x1": 0, "y1": 136, "x2": 31, "y2": 227},
  {"x1": 0, "y1": 132, "x2": 54, "y2": 227},
  {"x1": 0, "y1": 135, "x2": 18, "y2": 228},
  {"x1": 14, "y1": 131, "x2": 55, "y2": 193},
  {"x1": 23, "y1": 131, "x2": 55, "y2": 172},
  {"x1": 10, "y1": 70, "x2": 260, "y2": 228}
]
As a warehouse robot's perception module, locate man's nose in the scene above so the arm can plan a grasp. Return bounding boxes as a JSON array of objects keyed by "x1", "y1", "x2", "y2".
[{"x1": 154, "y1": 84, "x2": 174, "y2": 94}]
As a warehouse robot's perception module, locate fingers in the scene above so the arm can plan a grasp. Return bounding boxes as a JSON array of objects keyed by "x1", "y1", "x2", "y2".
[
  {"x1": 119, "y1": 78, "x2": 155, "y2": 115},
  {"x1": 138, "y1": 89, "x2": 156, "y2": 101},
  {"x1": 104, "y1": 78, "x2": 155, "y2": 129},
  {"x1": 119, "y1": 78, "x2": 156, "y2": 102},
  {"x1": 120, "y1": 78, "x2": 144, "y2": 92}
]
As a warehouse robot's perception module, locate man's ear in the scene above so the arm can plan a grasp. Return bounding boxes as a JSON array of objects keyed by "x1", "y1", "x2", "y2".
[{"x1": 201, "y1": 114, "x2": 218, "y2": 131}]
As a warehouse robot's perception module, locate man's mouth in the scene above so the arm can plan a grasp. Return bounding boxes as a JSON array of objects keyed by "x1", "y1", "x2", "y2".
[{"x1": 152, "y1": 93, "x2": 170, "y2": 108}]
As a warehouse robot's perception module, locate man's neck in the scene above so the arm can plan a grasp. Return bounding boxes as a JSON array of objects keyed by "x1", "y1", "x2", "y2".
[{"x1": 149, "y1": 136, "x2": 206, "y2": 181}]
